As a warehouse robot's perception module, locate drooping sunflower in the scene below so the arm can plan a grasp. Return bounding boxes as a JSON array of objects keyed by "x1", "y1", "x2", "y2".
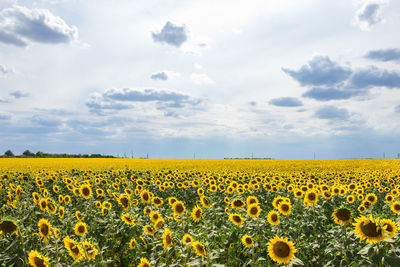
[
  {"x1": 241, "y1": 234, "x2": 254, "y2": 248},
  {"x1": 74, "y1": 221, "x2": 88, "y2": 236},
  {"x1": 353, "y1": 215, "x2": 387, "y2": 243},
  {"x1": 0, "y1": 218, "x2": 18, "y2": 234},
  {"x1": 140, "y1": 235, "x2": 148, "y2": 248},
  {"x1": 278, "y1": 202, "x2": 292, "y2": 216},
  {"x1": 332, "y1": 207, "x2": 352, "y2": 225},
  {"x1": 149, "y1": 211, "x2": 161, "y2": 223},
  {"x1": 247, "y1": 204, "x2": 261, "y2": 218},
  {"x1": 118, "y1": 194, "x2": 130, "y2": 211},
  {"x1": 143, "y1": 225, "x2": 155, "y2": 236},
  {"x1": 82, "y1": 240, "x2": 98, "y2": 260},
  {"x1": 162, "y1": 228, "x2": 173, "y2": 249},
  {"x1": 200, "y1": 196, "x2": 211, "y2": 208},
  {"x1": 267, "y1": 210, "x2": 280, "y2": 226},
  {"x1": 172, "y1": 201, "x2": 186, "y2": 217},
  {"x1": 182, "y1": 233, "x2": 193, "y2": 245},
  {"x1": 32, "y1": 192, "x2": 40, "y2": 204},
  {"x1": 229, "y1": 213, "x2": 244, "y2": 226},
  {"x1": 267, "y1": 236, "x2": 298, "y2": 265},
  {"x1": 381, "y1": 218, "x2": 397, "y2": 239},
  {"x1": 129, "y1": 238, "x2": 137, "y2": 249},
  {"x1": 28, "y1": 250, "x2": 50, "y2": 267},
  {"x1": 121, "y1": 214, "x2": 136, "y2": 225},
  {"x1": 80, "y1": 184, "x2": 92, "y2": 199},
  {"x1": 64, "y1": 236, "x2": 84, "y2": 261},
  {"x1": 230, "y1": 198, "x2": 245, "y2": 210},
  {"x1": 138, "y1": 257, "x2": 151, "y2": 267},
  {"x1": 191, "y1": 206, "x2": 203, "y2": 222},
  {"x1": 38, "y1": 218, "x2": 52, "y2": 241},
  {"x1": 192, "y1": 241, "x2": 206, "y2": 257},
  {"x1": 391, "y1": 201, "x2": 400, "y2": 214}
]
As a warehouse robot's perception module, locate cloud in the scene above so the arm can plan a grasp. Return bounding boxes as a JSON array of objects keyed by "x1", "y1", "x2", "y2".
[
  {"x1": 365, "y1": 48, "x2": 400, "y2": 63},
  {"x1": 150, "y1": 71, "x2": 168, "y2": 81},
  {"x1": 282, "y1": 56, "x2": 352, "y2": 87},
  {"x1": 354, "y1": 1, "x2": 387, "y2": 31},
  {"x1": 269, "y1": 97, "x2": 303, "y2": 107},
  {"x1": 86, "y1": 93, "x2": 132, "y2": 114},
  {"x1": 10, "y1": 90, "x2": 29, "y2": 98},
  {"x1": 395, "y1": 104, "x2": 400, "y2": 113},
  {"x1": 314, "y1": 106, "x2": 350, "y2": 120},
  {"x1": 190, "y1": 73, "x2": 214, "y2": 85},
  {"x1": 31, "y1": 115, "x2": 62, "y2": 127},
  {"x1": 0, "y1": 5, "x2": 78, "y2": 47},
  {"x1": 302, "y1": 87, "x2": 363, "y2": 101},
  {"x1": 152, "y1": 21, "x2": 187, "y2": 47},
  {"x1": 0, "y1": 64, "x2": 12, "y2": 74},
  {"x1": 0, "y1": 113, "x2": 11, "y2": 120},
  {"x1": 349, "y1": 66, "x2": 400, "y2": 89}
]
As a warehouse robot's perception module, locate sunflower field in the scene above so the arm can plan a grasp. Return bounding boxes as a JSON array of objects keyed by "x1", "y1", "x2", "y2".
[{"x1": 1, "y1": 158, "x2": 400, "y2": 266}]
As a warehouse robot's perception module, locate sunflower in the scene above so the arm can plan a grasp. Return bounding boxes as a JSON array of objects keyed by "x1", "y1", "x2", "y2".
[
  {"x1": 101, "y1": 207, "x2": 108, "y2": 216},
  {"x1": 82, "y1": 240, "x2": 98, "y2": 260},
  {"x1": 79, "y1": 184, "x2": 92, "y2": 199},
  {"x1": 267, "y1": 236, "x2": 298, "y2": 264},
  {"x1": 381, "y1": 218, "x2": 397, "y2": 239},
  {"x1": 272, "y1": 196, "x2": 285, "y2": 209},
  {"x1": 152, "y1": 196, "x2": 163, "y2": 206},
  {"x1": 391, "y1": 201, "x2": 400, "y2": 214},
  {"x1": 118, "y1": 194, "x2": 130, "y2": 211},
  {"x1": 172, "y1": 201, "x2": 186, "y2": 217},
  {"x1": 143, "y1": 225, "x2": 155, "y2": 236},
  {"x1": 103, "y1": 201, "x2": 112, "y2": 209},
  {"x1": 140, "y1": 190, "x2": 151, "y2": 203},
  {"x1": 304, "y1": 190, "x2": 318, "y2": 206},
  {"x1": 247, "y1": 204, "x2": 261, "y2": 218},
  {"x1": 75, "y1": 211, "x2": 84, "y2": 221},
  {"x1": 39, "y1": 198, "x2": 47, "y2": 211},
  {"x1": 59, "y1": 206, "x2": 65, "y2": 219},
  {"x1": 28, "y1": 250, "x2": 50, "y2": 267},
  {"x1": 154, "y1": 218, "x2": 165, "y2": 230},
  {"x1": 200, "y1": 196, "x2": 211, "y2": 208},
  {"x1": 241, "y1": 235, "x2": 254, "y2": 248},
  {"x1": 0, "y1": 218, "x2": 18, "y2": 234},
  {"x1": 121, "y1": 214, "x2": 136, "y2": 225},
  {"x1": 267, "y1": 210, "x2": 280, "y2": 226},
  {"x1": 149, "y1": 211, "x2": 161, "y2": 223},
  {"x1": 168, "y1": 197, "x2": 177, "y2": 206},
  {"x1": 129, "y1": 238, "x2": 137, "y2": 249},
  {"x1": 182, "y1": 233, "x2": 193, "y2": 244},
  {"x1": 294, "y1": 189, "x2": 303, "y2": 198},
  {"x1": 38, "y1": 218, "x2": 52, "y2": 241},
  {"x1": 358, "y1": 205, "x2": 366, "y2": 213},
  {"x1": 230, "y1": 199, "x2": 245, "y2": 210},
  {"x1": 346, "y1": 195, "x2": 355, "y2": 203},
  {"x1": 365, "y1": 193, "x2": 377, "y2": 204},
  {"x1": 138, "y1": 257, "x2": 151, "y2": 267},
  {"x1": 332, "y1": 207, "x2": 352, "y2": 225},
  {"x1": 54, "y1": 228, "x2": 61, "y2": 239},
  {"x1": 140, "y1": 236, "x2": 148, "y2": 248},
  {"x1": 229, "y1": 213, "x2": 244, "y2": 226},
  {"x1": 162, "y1": 228, "x2": 173, "y2": 249},
  {"x1": 191, "y1": 206, "x2": 203, "y2": 222},
  {"x1": 64, "y1": 236, "x2": 84, "y2": 261},
  {"x1": 64, "y1": 195, "x2": 71, "y2": 204},
  {"x1": 32, "y1": 192, "x2": 40, "y2": 204},
  {"x1": 353, "y1": 215, "x2": 387, "y2": 243},
  {"x1": 246, "y1": 196, "x2": 259, "y2": 206},
  {"x1": 278, "y1": 202, "x2": 292, "y2": 216},
  {"x1": 192, "y1": 241, "x2": 206, "y2": 257},
  {"x1": 385, "y1": 194, "x2": 394, "y2": 203},
  {"x1": 74, "y1": 222, "x2": 88, "y2": 236}
]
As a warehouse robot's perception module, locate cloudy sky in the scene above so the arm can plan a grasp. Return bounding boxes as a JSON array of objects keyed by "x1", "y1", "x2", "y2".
[{"x1": 1, "y1": 0, "x2": 400, "y2": 159}]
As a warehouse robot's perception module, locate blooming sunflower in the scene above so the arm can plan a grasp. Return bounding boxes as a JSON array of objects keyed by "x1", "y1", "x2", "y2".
[
  {"x1": 191, "y1": 206, "x2": 203, "y2": 222},
  {"x1": 246, "y1": 196, "x2": 259, "y2": 206},
  {"x1": 247, "y1": 204, "x2": 261, "y2": 218},
  {"x1": 140, "y1": 190, "x2": 151, "y2": 204},
  {"x1": 381, "y1": 218, "x2": 397, "y2": 239},
  {"x1": 0, "y1": 218, "x2": 18, "y2": 234},
  {"x1": 168, "y1": 197, "x2": 177, "y2": 206},
  {"x1": 38, "y1": 218, "x2": 52, "y2": 241},
  {"x1": 353, "y1": 215, "x2": 387, "y2": 243},
  {"x1": 391, "y1": 201, "x2": 400, "y2": 214},
  {"x1": 143, "y1": 225, "x2": 155, "y2": 236},
  {"x1": 28, "y1": 250, "x2": 50, "y2": 267},
  {"x1": 304, "y1": 190, "x2": 318, "y2": 206},
  {"x1": 54, "y1": 228, "x2": 61, "y2": 239},
  {"x1": 80, "y1": 184, "x2": 92, "y2": 199},
  {"x1": 346, "y1": 194, "x2": 355, "y2": 203},
  {"x1": 172, "y1": 201, "x2": 186, "y2": 217},
  {"x1": 365, "y1": 193, "x2": 377, "y2": 204},
  {"x1": 151, "y1": 196, "x2": 163, "y2": 206},
  {"x1": 74, "y1": 221, "x2": 88, "y2": 236},
  {"x1": 75, "y1": 211, "x2": 84, "y2": 221},
  {"x1": 39, "y1": 198, "x2": 47, "y2": 211},
  {"x1": 59, "y1": 206, "x2": 65, "y2": 219},
  {"x1": 267, "y1": 236, "x2": 298, "y2": 264},
  {"x1": 278, "y1": 202, "x2": 292, "y2": 216},
  {"x1": 230, "y1": 199, "x2": 245, "y2": 210},
  {"x1": 121, "y1": 214, "x2": 136, "y2": 225},
  {"x1": 154, "y1": 218, "x2": 165, "y2": 230},
  {"x1": 192, "y1": 241, "x2": 206, "y2": 257},
  {"x1": 129, "y1": 238, "x2": 137, "y2": 249},
  {"x1": 229, "y1": 213, "x2": 244, "y2": 226},
  {"x1": 332, "y1": 207, "x2": 352, "y2": 225},
  {"x1": 272, "y1": 196, "x2": 285, "y2": 209},
  {"x1": 149, "y1": 211, "x2": 161, "y2": 223},
  {"x1": 182, "y1": 233, "x2": 193, "y2": 244},
  {"x1": 32, "y1": 192, "x2": 40, "y2": 204},
  {"x1": 138, "y1": 257, "x2": 151, "y2": 267},
  {"x1": 200, "y1": 196, "x2": 211, "y2": 208},
  {"x1": 267, "y1": 210, "x2": 280, "y2": 226},
  {"x1": 64, "y1": 236, "x2": 84, "y2": 261},
  {"x1": 162, "y1": 228, "x2": 173, "y2": 249},
  {"x1": 241, "y1": 235, "x2": 254, "y2": 248},
  {"x1": 82, "y1": 240, "x2": 98, "y2": 260},
  {"x1": 118, "y1": 194, "x2": 130, "y2": 211}
]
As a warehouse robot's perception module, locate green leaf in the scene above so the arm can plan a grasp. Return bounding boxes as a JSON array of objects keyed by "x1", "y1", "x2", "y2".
[{"x1": 384, "y1": 256, "x2": 400, "y2": 267}]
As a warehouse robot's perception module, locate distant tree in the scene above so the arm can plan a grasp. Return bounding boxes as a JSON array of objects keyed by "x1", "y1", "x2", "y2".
[
  {"x1": 36, "y1": 151, "x2": 44, "y2": 157},
  {"x1": 4, "y1": 150, "x2": 14, "y2": 157},
  {"x1": 23, "y1": 150, "x2": 35, "y2": 157}
]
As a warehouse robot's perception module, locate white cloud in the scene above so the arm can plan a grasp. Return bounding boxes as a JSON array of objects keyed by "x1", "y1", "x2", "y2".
[
  {"x1": 353, "y1": 0, "x2": 388, "y2": 31},
  {"x1": 190, "y1": 73, "x2": 214, "y2": 85}
]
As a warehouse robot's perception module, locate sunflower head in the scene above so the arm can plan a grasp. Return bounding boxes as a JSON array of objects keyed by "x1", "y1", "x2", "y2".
[
  {"x1": 241, "y1": 234, "x2": 254, "y2": 248},
  {"x1": 230, "y1": 199, "x2": 245, "y2": 210},
  {"x1": 229, "y1": 213, "x2": 244, "y2": 226},
  {"x1": 278, "y1": 202, "x2": 292, "y2": 216},
  {"x1": 149, "y1": 211, "x2": 161, "y2": 223},
  {"x1": 182, "y1": 233, "x2": 193, "y2": 245},
  {"x1": 64, "y1": 236, "x2": 84, "y2": 261},
  {"x1": 80, "y1": 184, "x2": 92, "y2": 199},
  {"x1": 74, "y1": 222, "x2": 88, "y2": 237},
  {"x1": 247, "y1": 204, "x2": 261, "y2": 218},
  {"x1": 267, "y1": 210, "x2": 280, "y2": 226},
  {"x1": 121, "y1": 214, "x2": 136, "y2": 225},
  {"x1": 200, "y1": 196, "x2": 211, "y2": 208},
  {"x1": 38, "y1": 218, "x2": 52, "y2": 241},
  {"x1": 140, "y1": 190, "x2": 151, "y2": 203},
  {"x1": 172, "y1": 201, "x2": 186, "y2": 217},
  {"x1": 154, "y1": 218, "x2": 165, "y2": 230},
  {"x1": 28, "y1": 250, "x2": 50, "y2": 267},
  {"x1": 391, "y1": 201, "x2": 400, "y2": 214},
  {"x1": 138, "y1": 257, "x2": 151, "y2": 267},
  {"x1": 162, "y1": 228, "x2": 173, "y2": 249},
  {"x1": 246, "y1": 196, "x2": 259, "y2": 206},
  {"x1": 192, "y1": 241, "x2": 206, "y2": 257},
  {"x1": 381, "y1": 218, "x2": 397, "y2": 239},
  {"x1": 191, "y1": 206, "x2": 203, "y2": 222},
  {"x1": 267, "y1": 236, "x2": 298, "y2": 264},
  {"x1": 0, "y1": 218, "x2": 18, "y2": 234},
  {"x1": 129, "y1": 238, "x2": 137, "y2": 249},
  {"x1": 332, "y1": 207, "x2": 352, "y2": 225},
  {"x1": 118, "y1": 194, "x2": 130, "y2": 210},
  {"x1": 82, "y1": 240, "x2": 98, "y2": 260},
  {"x1": 353, "y1": 215, "x2": 388, "y2": 243},
  {"x1": 143, "y1": 225, "x2": 155, "y2": 236}
]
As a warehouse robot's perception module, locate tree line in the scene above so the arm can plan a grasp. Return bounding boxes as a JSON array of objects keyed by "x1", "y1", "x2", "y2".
[{"x1": 1, "y1": 150, "x2": 115, "y2": 158}]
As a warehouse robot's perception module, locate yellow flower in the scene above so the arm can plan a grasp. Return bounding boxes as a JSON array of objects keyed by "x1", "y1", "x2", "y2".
[
  {"x1": 59, "y1": 206, "x2": 65, "y2": 219},
  {"x1": 82, "y1": 240, "x2": 98, "y2": 260},
  {"x1": 75, "y1": 211, "x2": 84, "y2": 221},
  {"x1": 80, "y1": 184, "x2": 92, "y2": 199},
  {"x1": 28, "y1": 250, "x2": 50, "y2": 267},
  {"x1": 74, "y1": 221, "x2": 88, "y2": 236},
  {"x1": 191, "y1": 206, "x2": 203, "y2": 222},
  {"x1": 230, "y1": 199, "x2": 245, "y2": 210},
  {"x1": 162, "y1": 228, "x2": 173, "y2": 249},
  {"x1": 391, "y1": 201, "x2": 400, "y2": 214},
  {"x1": 229, "y1": 213, "x2": 244, "y2": 226},
  {"x1": 138, "y1": 257, "x2": 151, "y2": 267},
  {"x1": 241, "y1": 234, "x2": 254, "y2": 248},
  {"x1": 143, "y1": 225, "x2": 155, "y2": 236},
  {"x1": 200, "y1": 196, "x2": 211, "y2": 208},
  {"x1": 38, "y1": 218, "x2": 52, "y2": 241},
  {"x1": 332, "y1": 207, "x2": 352, "y2": 225},
  {"x1": 353, "y1": 215, "x2": 388, "y2": 243},
  {"x1": 381, "y1": 218, "x2": 397, "y2": 239},
  {"x1": 140, "y1": 190, "x2": 151, "y2": 204},
  {"x1": 247, "y1": 204, "x2": 261, "y2": 218},
  {"x1": 303, "y1": 190, "x2": 318, "y2": 206},
  {"x1": 0, "y1": 218, "x2": 18, "y2": 234},
  {"x1": 129, "y1": 238, "x2": 137, "y2": 249},
  {"x1": 182, "y1": 233, "x2": 193, "y2": 244},
  {"x1": 267, "y1": 210, "x2": 280, "y2": 226},
  {"x1": 267, "y1": 236, "x2": 297, "y2": 264},
  {"x1": 172, "y1": 201, "x2": 186, "y2": 217},
  {"x1": 246, "y1": 196, "x2": 259, "y2": 206},
  {"x1": 121, "y1": 214, "x2": 136, "y2": 225},
  {"x1": 64, "y1": 236, "x2": 84, "y2": 261},
  {"x1": 149, "y1": 211, "x2": 161, "y2": 223},
  {"x1": 118, "y1": 193, "x2": 130, "y2": 211},
  {"x1": 192, "y1": 241, "x2": 206, "y2": 257},
  {"x1": 154, "y1": 218, "x2": 165, "y2": 230}
]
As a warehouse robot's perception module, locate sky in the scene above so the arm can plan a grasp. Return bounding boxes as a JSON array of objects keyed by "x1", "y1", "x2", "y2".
[{"x1": 1, "y1": 0, "x2": 400, "y2": 159}]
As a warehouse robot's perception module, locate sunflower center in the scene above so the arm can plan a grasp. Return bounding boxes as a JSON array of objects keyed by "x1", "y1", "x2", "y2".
[
  {"x1": 384, "y1": 223, "x2": 393, "y2": 233},
  {"x1": 394, "y1": 204, "x2": 400, "y2": 211},
  {"x1": 245, "y1": 237, "x2": 253, "y2": 244},
  {"x1": 273, "y1": 241, "x2": 290, "y2": 258},
  {"x1": 0, "y1": 221, "x2": 17, "y2": 233},
  {"x1": 250, "y1": 207, "x2": 258, "y2": 214},
  {"x1": 233, "y1": 215, "x2": 241, "y2": 223},
  {"x1": 271, "y1": 214, "x2": 278, "y2": 222},
  {"x1": 336, "y1": 209, "x2": 351, "y2": 221},
  {"x1": 308, "y1": 193, "x2": 316, "y2": 201},
  {"x1": 233, "y1": 200, "x2": 243, "y2": 207},
  {"x1": 175, "y1": 204, "x2": 184, "y2": 213},
  {"x1": 195, "y1": 244, "x2": 205, "y2": 253},
  {"x1": 360, "y1": 221, "x2": 381, "y2": 237},
  {"x1": 281, "y1": 204, "x2": 289, "y2": 212},
  {"x1": 78, "y1": 225, "x2": 85, "y2": 233},
  {"x1": 166, "y1": 234, "x2": 172, "y2": 244},
  {"x1": 40, "y1": 224, "x2": 49, "y2": 236},
  {"x1": 195, "y1": 209, "x2": 202, "y2": 217},
  {"x1": 82, "y1": 187, "x2": 90, "y2": 196},
  {"x1": 33, "y1": 256, "x2": 46, "y2": 267},
  {"x1": 70, "y1": 244, "x2": 80, "y2": 255}
]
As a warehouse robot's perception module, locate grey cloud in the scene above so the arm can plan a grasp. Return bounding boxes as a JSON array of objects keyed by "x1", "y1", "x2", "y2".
[
  {"x1": 355, "y1": 2, "x2": 385, "y2": 31},
  {"x1": 314, "y1": 106, "x2": 350, "y2": 120},
  {"x1": 349, "y1": 66, "x2": 400, "y2": 89},
  {"x1": 0, "y1": 98, "x2": 9, "y2": 103},
  {"x1": 0, "y1": 64, "x2": 12, "y2": 74},
  {"x1": 152, "y1": 21, "x2": 187, "y2": 47},
  {"x1": 10, "y1": 90, "x2": 29, "y2": 98},
  {"x1": 150, "y1": 72, "x2": 168, "y2": 81},
  {"x1": 0, "y1": 5, "x2": 78, "y2": 47},
  {"x1": 395, "y1": 104, "x2": 400, "y2": 113},
  {"x1": 32, "y1": 115, "x2": 61, "y2": 127},
  {"x1": 302, "y1": 87, "x2": 363, "y2": 101},
  {"x1": 282, "y1": 56, "x2": 352, "y2": 87},
  {"x1": 86, "y1": 94, "x2": 132, "y2": 115},
  {"x1": 269, "y1": 97, "x2": 303, "y2": 107},
  {"x1": 365, "y1": 48, "x2": 400, "y2": 63},
  {"x1": 0, "y1": 113, "x2": 11, "y2": 120}
]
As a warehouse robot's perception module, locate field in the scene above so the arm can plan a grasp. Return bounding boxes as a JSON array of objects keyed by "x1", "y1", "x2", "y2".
[{"x1": 1, "y1": 158, "x2": 400, "y2": 266}]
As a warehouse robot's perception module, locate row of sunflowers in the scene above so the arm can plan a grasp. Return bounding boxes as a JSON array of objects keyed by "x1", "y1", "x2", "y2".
[{"x1": 1, "y1": 158, "x2": 400, "y2": 266}]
